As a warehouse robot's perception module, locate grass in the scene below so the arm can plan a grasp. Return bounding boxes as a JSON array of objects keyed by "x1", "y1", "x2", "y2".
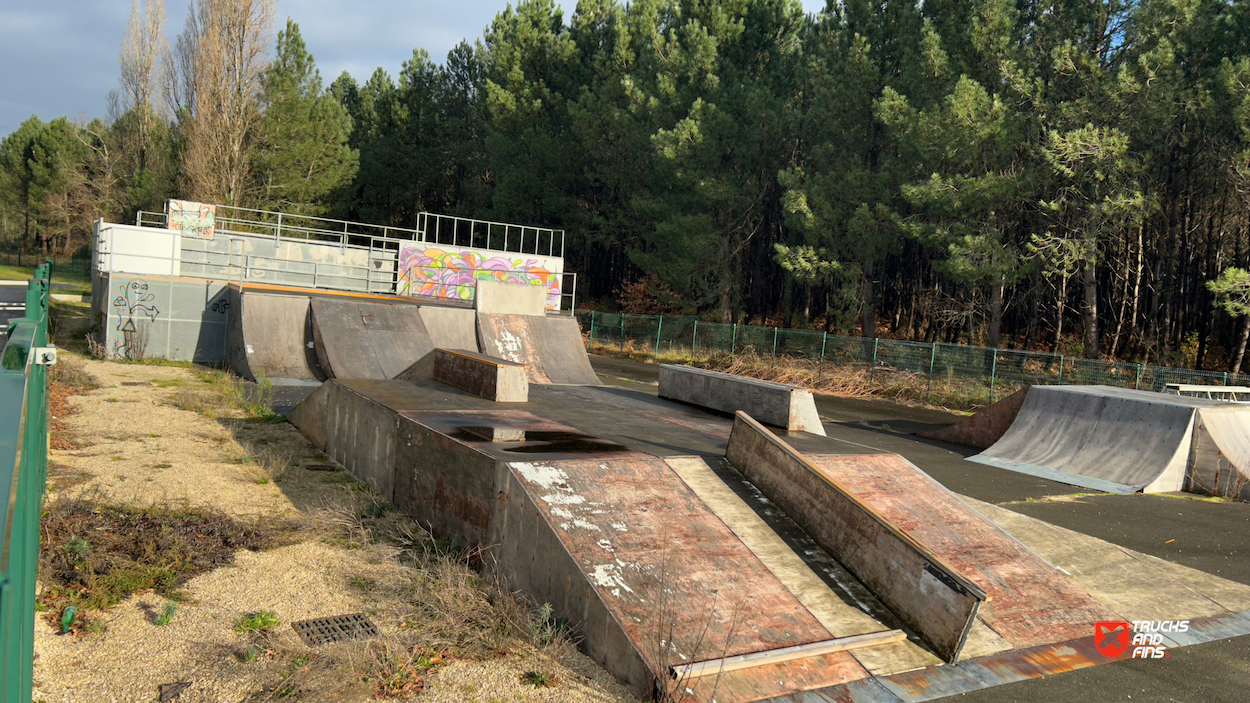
[
  {"x1": 47, "y1": 353, "x2": 100, "y2": 451},
  {"x1": 155, "y1": 602, "x2": 178, "y2": 626},
  {"x1": 520, "y1": 670, "x2": 557, "y2": 687},
  {"x1": 234, "y1": 610, "x2": 281, "y2": 633},
  {"x1": 0, "y1": 263, "x2": 92, "y2": 293},
  {"x1": 588, "y1": 340, "x2": 1006, "y2": 412},
  {"x1": 38, "y1": 497, "x2": 290, "y2": 622}
]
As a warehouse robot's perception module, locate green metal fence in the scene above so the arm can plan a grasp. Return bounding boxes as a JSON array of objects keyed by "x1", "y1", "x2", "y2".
[
  {"x1": 1, "y1": 262, "x2": 51, "y2": 703},
  {"x1": 576, "y1": 309, "x2": 1238, "y2": 404}
]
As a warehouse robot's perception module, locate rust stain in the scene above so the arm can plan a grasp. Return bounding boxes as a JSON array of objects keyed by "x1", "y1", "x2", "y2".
[{"x1": 807, "y1": 453, "x2": 1115, "y2": 649}]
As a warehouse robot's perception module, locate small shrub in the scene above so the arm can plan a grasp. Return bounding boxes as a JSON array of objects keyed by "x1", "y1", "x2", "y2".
[
  {"x1": 155, "y1": 602, "x2": 177, "y2": 626},
  {"x1": 234, "y1": 610, "x2": 281, "y2": 633},
  {"x1": 520, "y1": 670, "x2": 556, "y2": 687}
]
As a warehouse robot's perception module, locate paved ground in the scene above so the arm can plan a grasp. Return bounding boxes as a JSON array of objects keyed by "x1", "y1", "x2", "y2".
[
  {"x1": 587, "y1": 353, "x2": 1250, "y2": 702},
  {"x1": 1, "y1": 281, "x2": 26, "y2": 329}
]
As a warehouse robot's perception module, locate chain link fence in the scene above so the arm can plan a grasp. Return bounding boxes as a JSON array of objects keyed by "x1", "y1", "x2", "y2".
[{"x1": 576, "y1": 309, "x2": 1240, "y2": 405}]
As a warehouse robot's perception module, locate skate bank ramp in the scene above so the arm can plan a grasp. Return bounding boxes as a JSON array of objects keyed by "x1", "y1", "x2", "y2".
[
  {"x1": 969, "y1": 385, "x2": 1222, "y2": 494},
  {"x1": 918, "y1": 387, "x2": 1028, "y2": 449},
  {"x1": 310, "y1": 299, "x2": 477, "y2": 380},
  {"x1": 476, "y1": 313, "x2": 601, "y2": 385},
  {"x1": 289, "y1": 380, "x2": 886, "y2": 701},
  {"x1": 224, "y1": 286, "x2": 323, "y2": 382}
]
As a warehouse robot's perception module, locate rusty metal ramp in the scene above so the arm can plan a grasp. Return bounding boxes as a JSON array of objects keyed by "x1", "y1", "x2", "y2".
[{"x1": 476, "y1": 313, "x2": 601, "y2": 385}]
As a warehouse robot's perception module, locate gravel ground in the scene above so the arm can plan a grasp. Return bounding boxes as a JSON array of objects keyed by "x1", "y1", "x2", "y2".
[{"x1": 33, "y1": 357, "x2": 635, "y2": 703}]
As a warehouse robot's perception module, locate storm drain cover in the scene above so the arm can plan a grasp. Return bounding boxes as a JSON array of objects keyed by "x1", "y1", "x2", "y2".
[
  {"x1": 291, "y1": 613, "x2": 378, "y2": 646},
  {"x1": 121, "y1": 381, "x2": 150, "y2": 386}
]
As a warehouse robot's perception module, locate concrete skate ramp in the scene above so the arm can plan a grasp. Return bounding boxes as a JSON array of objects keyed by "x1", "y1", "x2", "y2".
[
  {"x1": 1189, "y1": 408, "x2": 1250, "y2": 500},
  {"x1": 803, "y1": 453, "x2": 1112, "y2": 650},
  {"x1": 311, "y1": 300, "x2": 476, "y2": 380},
  {"x1": 726, "y1": 412, "x2": 985, "y2": 664},
  {"x1": 969, "y1": 385, "x2": 1223, "y2": 494},
  {"x1": 224, "y1": 287, "x2": 323, "y2": 382},
  {"x1": 660, "y1": 364, "x2": 826, "y2": 435},
  {"x1": 476, "y1": 313, "x2": 601, "y2": 385},
  {"x1": 290, "y1": 380, "x2": 880, "y2": 700},
  {"x1": 918, "y1": 387, "x2": 1028, "y2": 449}
]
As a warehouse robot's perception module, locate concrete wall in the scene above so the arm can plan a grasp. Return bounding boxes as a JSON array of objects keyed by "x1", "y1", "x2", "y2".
[
  {"x1": 430, "y1": 349, "x2": 529, "y2": 402},
  {"x1": 659, "y1": 365, "x2": 825, "y2": 435},
  {"x1": 725, "y1": 412, "x2": 984, "y2": 664},
  {"x1": 98, "y1": 272, "x2": 229, "y2": 363},
  {"x1": 322, "y1": 383, "x2": 401, "y2": 500},
  {"x1": 473, "y1": 279, "x2": 548, "y2": 316}
]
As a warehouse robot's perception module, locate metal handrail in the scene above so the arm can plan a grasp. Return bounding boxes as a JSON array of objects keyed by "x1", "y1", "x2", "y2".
[{"x1": 0, "y1": 261, "x2": 51, "y2": 703}]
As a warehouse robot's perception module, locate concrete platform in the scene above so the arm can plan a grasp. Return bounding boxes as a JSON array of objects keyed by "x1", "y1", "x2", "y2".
[
  {"x1": 286, "y1": 370, "x2": 1250, "y2": 702},
  {"x1": 395, "y1": 348, "x2": 529, "y2": 402}
]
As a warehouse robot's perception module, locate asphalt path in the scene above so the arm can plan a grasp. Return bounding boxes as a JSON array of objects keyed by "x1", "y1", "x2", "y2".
[
  {"x1": 0, "y1": 282, "x2": 26, "y2": 331},
  {"x1": 587, "y1": 353, "x2": 1250, "y2": 702}
]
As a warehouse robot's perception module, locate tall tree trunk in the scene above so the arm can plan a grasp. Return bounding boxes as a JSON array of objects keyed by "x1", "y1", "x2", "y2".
[
  {"x1": 1234, "y1": 315, "x2": 1250, "y2": 376},
  {"x1": 1054, "y1": 276, "x2": 1067, "y2": 352},
  {"x1": 1082, "y1": 258, "x2": 1099, "y2": 358},
  {"x1": 987, "y1": 274, "x2": 1004, "y2": 349},
  {"x1": 1024, "y1": 268, "x2": 1039, "y2": 351},
  {"x1": 860, "y1": 260, "x2": 876, "y2": 339}
]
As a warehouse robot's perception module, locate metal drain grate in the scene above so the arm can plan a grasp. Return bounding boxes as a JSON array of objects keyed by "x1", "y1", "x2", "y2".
[
  {"x1": 121, "y1": 381, "x2": 150, "y2": 386},
  {"x1": 291, "y1": 613, "x2": 378, "y2": 646}
]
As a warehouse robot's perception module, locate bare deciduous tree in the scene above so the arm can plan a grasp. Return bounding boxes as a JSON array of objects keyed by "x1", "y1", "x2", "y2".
[
  {"x1": 118, "y1": 0, "x2": 168, "y2": 155},
  {"x1": 177, "y1": 0, "x2": 275, "y2": 206}
]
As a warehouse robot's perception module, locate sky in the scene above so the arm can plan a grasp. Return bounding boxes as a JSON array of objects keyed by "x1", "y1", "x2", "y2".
[{"x1": 0, "y1": 0, "x2": 827, "y2": 137}]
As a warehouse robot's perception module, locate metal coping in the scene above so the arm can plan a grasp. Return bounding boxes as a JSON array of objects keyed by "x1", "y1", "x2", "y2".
[
  {"x1": 290, "y1": 613, "x2": 378, "y2": 646},
  {"x1": 732, "y1": 411, "x2": 989, "y2": 601}
]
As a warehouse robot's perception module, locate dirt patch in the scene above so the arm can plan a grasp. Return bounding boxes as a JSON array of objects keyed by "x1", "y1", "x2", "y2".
[
  {"x1": 33, "y1": 354, "x2": 635, "y2": 703},
  {"x1": 39, "y1": 497, "x2": 290, "y2": 615}
]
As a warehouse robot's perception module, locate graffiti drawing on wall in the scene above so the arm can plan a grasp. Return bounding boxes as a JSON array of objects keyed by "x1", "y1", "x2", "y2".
[
  {"x1": 167, "y1": 199, "x2": 216, "y2": 239},
  {"x1": 398, "y1": 247, "x2": 561, "y2": 308},
  {"x1": 111, "y1": 279, "x2": 161, "y2": 360}
]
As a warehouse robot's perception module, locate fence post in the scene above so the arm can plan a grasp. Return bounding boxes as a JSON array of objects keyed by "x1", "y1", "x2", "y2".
[
  {"x1": 928, "y1": 342, "x2": 937, "y2": 396},
  {"x1": 1057, "y1": 355, "x2": 1065, "y2": 385},
  {"x1": 1224, "y1": 371, "x2": 1230, "y2": 387},
  {"x1": 731, "y1": 324, "x2": 737, "y2": 354},
  {"x1": 1135, "y1": 363, "x2": 1142, "y2": 390},
  {"x1": 655, "y1": 316, "x2": 663, "y2": 360},
  {"x1": 772, "y1": 327, "x2": 779, "y2": 361},
  {"x1": 619, "y1": 315, "x2": 624, "y2": 352},
  {"x1": 691, "y1": 320, "x2": 698, "y2": 361},
  {"x1": 989, "y1": 352, "x2": 998, "y2": 403},
  {"x1": 819, "y1": 332, "x2": 827, "y2": 371},
  {"x1": 589, "y1": 311, "x2": 596, "y2": 346},
  {"x1": 869, "y1": 337, "x2": 879, "y2": 382}
]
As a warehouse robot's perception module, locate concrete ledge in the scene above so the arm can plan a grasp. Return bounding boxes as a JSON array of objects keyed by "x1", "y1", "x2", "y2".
[
  {"x1": 659, "y1": 364, "x2": 826, "y2": 435},
  {"x1": 725, "y1": 411, "x2": 985, "y2": 664},
  {"x1": 396, "y1": 348, "x2": 529, "y2": 402}
]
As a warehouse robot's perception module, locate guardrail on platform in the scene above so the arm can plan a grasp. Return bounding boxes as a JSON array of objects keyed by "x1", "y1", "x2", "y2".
[
  {"x1": 576, "y1": 309, "x2": 1244, "y2": 405},
  {"x1": 0, "y1": 261, "x2": 51, "y2": 703}
]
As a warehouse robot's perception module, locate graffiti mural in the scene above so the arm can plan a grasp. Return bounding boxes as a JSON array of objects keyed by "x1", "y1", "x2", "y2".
[
  {"x1": 111, "y1": 279, "x2": 161, "y2": 360},
  {"x1": 398, "y1": 246, "x2": 562, "y2": 308},
  {"x1": 167, "y1": 199, "x2": 216, "y2": 239}
]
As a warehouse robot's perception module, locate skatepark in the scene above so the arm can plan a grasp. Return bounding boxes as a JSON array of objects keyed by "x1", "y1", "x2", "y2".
[{"x1": 81, "y1": 204, "x2": 1250, "y2": 702}]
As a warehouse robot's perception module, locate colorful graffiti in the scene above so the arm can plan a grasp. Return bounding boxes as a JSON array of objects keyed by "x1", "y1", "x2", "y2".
[
  {"x1": 399, "y1": 246, "x2": 561, "y2": 308},
  {"x1": 167, "y1": 199, "x2": 216, "y2": 239}
]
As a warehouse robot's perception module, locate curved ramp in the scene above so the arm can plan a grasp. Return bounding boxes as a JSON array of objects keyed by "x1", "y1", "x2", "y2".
[
  {"x1": 1189, "y1": 408, "x2": 1250, "y2": 499},
  {"x1": 311, "y1": 300, "x2": 476, "y2": 380},
  {"x1": 476, "y1": 313, "x2": 601, "y2": 385},
  {"x1": 969, "y1": 385, "x2": 1207, "y2": 494},
  {"x1": 224, "y1": 287, "x2": 322, "y2": 382}
]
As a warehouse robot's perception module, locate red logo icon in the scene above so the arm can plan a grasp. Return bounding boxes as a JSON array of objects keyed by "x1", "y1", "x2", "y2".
[{"x1": 1095, "y1": 621, "x2": 1131, "y2": 657}]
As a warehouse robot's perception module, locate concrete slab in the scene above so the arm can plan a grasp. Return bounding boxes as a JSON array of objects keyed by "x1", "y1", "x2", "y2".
[
  {"x1": 659, "y1": 364, "x2": 825, "y2": 435},
  {"x1": 416, "y1": 305, "x2": 479, "y2": 352},
  {"x1": 395, "y1": 349, "x2": 529, "y2": 402}
]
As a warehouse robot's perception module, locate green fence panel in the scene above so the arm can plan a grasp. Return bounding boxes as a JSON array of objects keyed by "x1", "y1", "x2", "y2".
[
  {"x1": 875, "y1": 339, "x2": 933, "y2": 376},
  {"x1": 775, "y1": 328, "x2": 826, "y2": 362},
  {"x1": 1, "y1": 261, "x2": 51, "y2": 703},
  {"x1": 692, "y1": 321, "x2": 735, "y2": 356}
]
